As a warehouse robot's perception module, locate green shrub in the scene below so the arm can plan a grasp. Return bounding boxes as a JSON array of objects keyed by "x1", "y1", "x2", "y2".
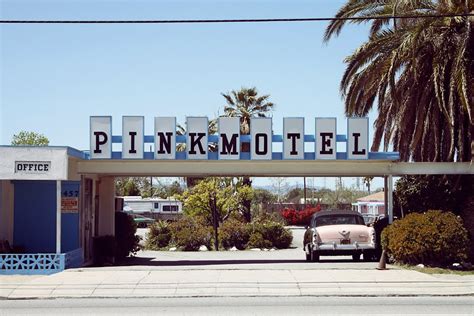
[
  {"x1": 247, "y1": 232, "x2": 273, "y2": 249},
  {"x1": 381, "y1": 210, "x2": 470, "y2": 266},
  {"x1": 248, "y1": 220, "x2": 293, "y2": 249},
  {"x1": 219, "y1": 218, "x2": 250, "y2": 250},
  {"x1": 115, "y1": 212, "x2": 140, "y2": 259},
  {"x1": 169, "y1": 216, "x2": 212, "y2": 251},
  {"x1": 145, "y1": 220, "x2": 172, "y2": 250}
]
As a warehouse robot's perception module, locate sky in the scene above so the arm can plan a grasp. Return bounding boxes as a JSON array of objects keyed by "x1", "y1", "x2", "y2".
[{"x1": 0, "y1": 0, "x2": 385, "y2": 190}]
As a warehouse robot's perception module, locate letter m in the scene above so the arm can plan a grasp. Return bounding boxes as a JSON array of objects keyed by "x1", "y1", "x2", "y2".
[{"x1": 220, "y1": 133, "x2": 238, "y2": 155}]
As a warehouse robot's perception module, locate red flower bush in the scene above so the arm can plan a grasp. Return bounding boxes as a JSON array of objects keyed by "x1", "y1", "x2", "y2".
[{"x1": 281, "y1": 205, "x2": 321, "y2": 226}]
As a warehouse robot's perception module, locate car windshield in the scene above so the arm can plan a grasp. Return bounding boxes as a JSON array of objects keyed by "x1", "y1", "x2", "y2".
[{"x1": 314, "y1": 215, "x2": 365, "y2": 227}]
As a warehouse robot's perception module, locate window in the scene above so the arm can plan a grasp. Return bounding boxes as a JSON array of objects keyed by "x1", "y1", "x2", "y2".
[
  {"x1": 314, "y1": 215, "x2": 365, "y2": 227},
  {"x1": 162, "y1": 205, "x2": 179, "y2": 212},
  {"x1": 154, "y1": 202, "x2": 159, "y2": 209}
]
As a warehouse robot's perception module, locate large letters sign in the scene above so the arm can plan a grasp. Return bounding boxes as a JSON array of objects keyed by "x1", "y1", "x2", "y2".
[
  {"x1": 90, "y1": 116, "x2": 112, "y2": 159},
  {"x1": 122, "y1": 116, "x2": 144, "y2": 159},
  {"x1": 347, "y1": 117, "x2": 369, "y2": 160},
  {"x1": 283, "y1": 118, "x2": 304, "y2": 160},
  {"x1": 251, "y1": 118, "x2": 272, "y2": 160},
  {"x1": 315, "y1": 118, "x2": 336, "y2": 160},
  {"x1": 218, "y1": 117, "x2": 240, "y2": 160},
  {"x1": 89, "y1": 116, "x2": 376, "y2": 160},
  {"x1": 186, "y1": 117, "x2": 208, "y2": 160},
  {"x1": 155, "y1": 117, "x2": 176, "y2": 159}
]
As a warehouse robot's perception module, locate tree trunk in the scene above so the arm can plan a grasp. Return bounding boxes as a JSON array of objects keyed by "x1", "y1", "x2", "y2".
[{"x1": 241, "y1": 141, "x2": 252, "y2": 222}]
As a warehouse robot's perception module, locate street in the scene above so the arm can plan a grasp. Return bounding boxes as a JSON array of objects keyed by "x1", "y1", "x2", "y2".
[{"x1": 0, "y1": 296, "x2": 472, "y2": 315}]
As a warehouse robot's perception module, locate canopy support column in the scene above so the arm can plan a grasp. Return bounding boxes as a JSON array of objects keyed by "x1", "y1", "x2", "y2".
[
  {"x1": 388, "y1": 175, "x2": 393, "y2": 224},
  {"x1": 56, "y1": 180, "x2": 61, "y2": 254}
]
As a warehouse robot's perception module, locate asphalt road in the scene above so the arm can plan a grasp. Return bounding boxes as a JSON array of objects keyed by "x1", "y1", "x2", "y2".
[{"x1": 1, "y1": 297, "x2": 472, "y2": 315}]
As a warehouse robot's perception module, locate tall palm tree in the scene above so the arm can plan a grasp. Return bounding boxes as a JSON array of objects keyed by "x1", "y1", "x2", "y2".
[
  {"x1": 222, "y1": 87, "x2": 275, "y2": 222},
  {"x1": 324, "y1": 0, "x2": 473, "y2": 162},
  {"x1": 223, "y1": 87, "x2": 275, "y2": 138}
]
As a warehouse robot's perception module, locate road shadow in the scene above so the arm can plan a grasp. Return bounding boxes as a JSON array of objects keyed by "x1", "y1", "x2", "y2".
[{"x1": 95, "y1": 257, "x2": 360, "y2": 267}]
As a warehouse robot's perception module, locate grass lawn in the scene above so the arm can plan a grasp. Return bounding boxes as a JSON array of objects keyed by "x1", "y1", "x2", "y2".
[{"x1": 399, "y1": 264, "x2": 474, "y2": 276}]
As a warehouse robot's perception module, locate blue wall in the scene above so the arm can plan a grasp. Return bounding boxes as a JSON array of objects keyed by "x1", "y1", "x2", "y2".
[
  {"x1": 13, "y1": 180, "x2": 80, "y2": 253},
  {"x1": 14, "y1": 181, "x2": 56, "y2": 253}
]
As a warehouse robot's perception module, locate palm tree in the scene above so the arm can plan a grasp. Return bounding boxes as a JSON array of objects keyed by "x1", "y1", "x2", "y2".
[
  {"x1": 223, "y1": 87, "x2": 275, "y2": 138},
  {"x1": 324, "y1": 0, "x2": 473, "y2": 162},
  {"x1": 222, "y1": 87, "x2": 275, "y2": 222}
]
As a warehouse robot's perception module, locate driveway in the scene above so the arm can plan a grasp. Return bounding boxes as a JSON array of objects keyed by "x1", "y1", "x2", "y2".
[{"x1": 116, "y1": 227, "x2": 378, "y2": 271}]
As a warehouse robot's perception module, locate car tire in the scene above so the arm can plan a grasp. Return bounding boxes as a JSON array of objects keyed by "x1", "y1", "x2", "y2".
[
  {"x1": 352, "y1": 253, "x2": 361, "y2": 261},
  {"x1": 311, "y1": 250, "x2": 320, "y2": 262}
]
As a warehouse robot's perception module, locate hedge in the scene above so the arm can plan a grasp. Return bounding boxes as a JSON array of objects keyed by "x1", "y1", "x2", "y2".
[{"x1": 381, "y1": 210, "x2": 470, "y2": 266}]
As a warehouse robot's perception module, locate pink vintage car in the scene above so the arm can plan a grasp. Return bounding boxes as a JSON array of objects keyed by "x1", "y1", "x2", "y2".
[{"x1": 303, "y1": 210, "x2": 376, "y2": 262}]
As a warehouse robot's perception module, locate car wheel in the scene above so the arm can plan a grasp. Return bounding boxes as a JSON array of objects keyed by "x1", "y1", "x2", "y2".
[
  {"x1": 311, "y1": 250, "x2": 320, "y2": 262},
  {"x1": 352, "y1": 253, "x2": 361, "y2": 261}
]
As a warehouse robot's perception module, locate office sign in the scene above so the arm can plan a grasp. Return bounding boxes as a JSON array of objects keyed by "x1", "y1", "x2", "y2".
[{"x1": 15, "y1": 161, "x2": 51, "y2": 174}]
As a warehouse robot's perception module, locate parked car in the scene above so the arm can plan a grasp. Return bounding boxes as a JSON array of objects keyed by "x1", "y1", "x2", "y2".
[
  {"x1": 303, "y1": 210, "x2": 376, "y2": 262},
  {"x1": 130, "y1": 214, "x2": 155, "y2": 228}
]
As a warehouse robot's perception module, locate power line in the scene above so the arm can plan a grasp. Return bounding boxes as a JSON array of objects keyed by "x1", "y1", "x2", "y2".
[{"x1": 1, "y1": 13, "x2": 473, "y2": 24}]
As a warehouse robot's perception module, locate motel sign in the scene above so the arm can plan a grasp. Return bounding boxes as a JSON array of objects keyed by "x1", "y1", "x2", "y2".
[{"x1": 90, "y1": 116, "x2": 369, "y2": 160}]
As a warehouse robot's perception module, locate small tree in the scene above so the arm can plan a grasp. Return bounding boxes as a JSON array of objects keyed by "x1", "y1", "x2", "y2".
[{"x1": 11, "y1": 131, "x2": 49, "y2": 146}]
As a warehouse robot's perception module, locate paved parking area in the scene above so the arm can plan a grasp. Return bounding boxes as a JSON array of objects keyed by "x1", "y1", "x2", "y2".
[{"x1": 114, "y1": 227, "x2": 379, "y2": 271}]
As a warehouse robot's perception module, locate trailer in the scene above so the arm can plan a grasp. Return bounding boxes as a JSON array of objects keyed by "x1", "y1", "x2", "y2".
[{"x1": 120, "y1": 196, "x2": 183, "y2": 221}]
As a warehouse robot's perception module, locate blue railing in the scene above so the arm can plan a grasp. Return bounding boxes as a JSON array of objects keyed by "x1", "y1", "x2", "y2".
[{"x1": 0, "y1": 253, "x2": 65, "y2": 275}]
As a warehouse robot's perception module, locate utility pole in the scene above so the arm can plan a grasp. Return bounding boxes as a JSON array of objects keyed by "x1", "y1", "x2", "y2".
[
  {"x1": 210, "y1": 189, "x2": 219, "y2": 251},
  {"x1": 303, "y1": 177, "x2": 307, "y2": 206}
]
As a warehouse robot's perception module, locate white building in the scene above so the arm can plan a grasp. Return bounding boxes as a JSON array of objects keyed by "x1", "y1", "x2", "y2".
[{"x1": 352, "y1": 191, "x2": 385, "y2": 223}]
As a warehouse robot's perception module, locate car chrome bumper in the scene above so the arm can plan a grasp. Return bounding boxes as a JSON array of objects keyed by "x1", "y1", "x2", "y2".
[{"x1": 313, "y1": 242, "x2": 375, "y2": 251}]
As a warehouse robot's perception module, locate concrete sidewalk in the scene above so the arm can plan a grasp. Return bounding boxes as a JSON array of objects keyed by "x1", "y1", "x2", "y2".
[{"x1": 1, "y1": 266, "x2": 473, "y2": 299}]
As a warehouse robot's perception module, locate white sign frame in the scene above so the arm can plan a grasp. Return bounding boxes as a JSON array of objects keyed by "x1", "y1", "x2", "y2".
[
  {"x1": 154, "y1": 117, "x2": 176, "y2": 160},
  {"x1": 218, "y1": 117, "x2": 240, "y2": 160},
  {"x1": 90, "y1": 116, "x2": 112, "y2": 159},
  {"x1": 186, "y1": 117, "x2": 208, "y2": 160},
  {"x1": 251, "y1": 117, "x2": 272, "y2": 160},
  {"x1": 122, "y1": 116, "x2": 144, "y2": 159},
  {"x1": 315, "y1": 118, "x2": 337, "y2": 160},
  {"x1": 283, "y1": 117, "x2": 304, "y2": 160},
  {"x1": 347, "y1": 117, "x2": 369, "y2": 160}
]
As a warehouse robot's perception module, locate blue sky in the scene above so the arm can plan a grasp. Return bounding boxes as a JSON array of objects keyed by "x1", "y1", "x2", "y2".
[{"x1": 0, "y1": 0, "x2": 384, "y2": 189}]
